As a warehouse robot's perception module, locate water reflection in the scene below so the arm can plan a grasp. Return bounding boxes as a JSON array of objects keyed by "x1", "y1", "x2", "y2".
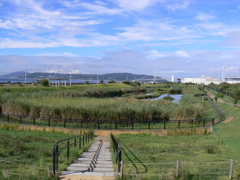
[{"x1": 153, "y1": 94, "x2": 183, "y2": 104}]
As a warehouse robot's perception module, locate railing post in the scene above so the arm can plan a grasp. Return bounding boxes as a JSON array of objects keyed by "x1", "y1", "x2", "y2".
[
  {"x1": 53, "y1": 146, "x2": 56, "y2": 176},
  {"x1": 132, "y1": 120, "x2": 134, "y2": 130},
  {"x1": 229, "y1": 159, "x2": 234, "y2": 179},
  {"x1": 7, "y1": 114, "x2": 9, "y2": 122},
  {"x1": 56, "y1": 144, "x2": 59, "y2": 171},
  {"x1": 163, "y1": 120, "x2": 166, "y2": 129},
  {"x1": 48, "y1": 117, "x2": 51, "y2": 127},
  {"x1": 148, "y1": 120, "x2": 150, "y2": 130},
  {"x1": 74, "y1": 138, "x2": 76, "y2": 147},
  {"x1": 67, "y1": 140, "x2": 70, "y2": 160},
  {"x1": 176, "y1": 160, "x2": 180, "y2": 178},
  {"x1": 64, "y1": 119, "x2": 66, "y2": 128},
  {"x1": 115, "y1": 120, "x2": 117, "y2": 130},
  {"x1": 212, "y1": 118, "x2": 215, "y2": 126},
  {"x1": 203, "y1": 119, "x2": 205, "y2": 127},
  {"x1": 83, "y1": 135, "x2": 85, "y2": 146},
  {"x1": 178, "y1": 121, "x2": 180, "y2": 129},
  {"x1": 33, "y1": 117, "x2": 36, "y2": 125},
  {"x1": 79, "y1": 136, "x2": 82, "y2": 149},
  {"x1": 119, "y1": 160, "x2": 124, "y2": 178},
  {"x1": 19, "y1": 115, "x2": 22, "y2": 124}
]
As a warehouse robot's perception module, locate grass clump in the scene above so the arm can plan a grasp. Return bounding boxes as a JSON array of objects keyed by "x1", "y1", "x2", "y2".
[{"x1": 0, "y1": 124, "x2": 93, "y2": 180}]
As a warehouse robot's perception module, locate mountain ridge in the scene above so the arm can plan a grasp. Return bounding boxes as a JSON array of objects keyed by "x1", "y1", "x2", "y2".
[{"x1": 0, "y1": 71, "x2": 167, "y2": 82}]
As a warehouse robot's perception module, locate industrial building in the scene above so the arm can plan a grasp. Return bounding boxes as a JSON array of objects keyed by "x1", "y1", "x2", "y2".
[
  {"x1": 182, "y1": 76, "x2": 221, "y2": 85},
  {"x1": 222, "y1": 66, "x2": 240, "y2": 84}
]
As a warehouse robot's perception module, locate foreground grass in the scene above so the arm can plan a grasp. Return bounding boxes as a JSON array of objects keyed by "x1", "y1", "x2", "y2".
[
  {"x1": 213, "y1": 102, "x2": 240, "y2": 154},
  {"x1": 115, "y1": 132, "x2": 240, "y2": 179},
  {"x1": 0, "y1": 123, "x2": 92, "y2": 180}
]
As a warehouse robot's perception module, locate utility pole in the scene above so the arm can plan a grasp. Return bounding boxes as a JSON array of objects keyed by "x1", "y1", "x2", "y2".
[{"x1": 25, "y1": 67, "x2": 27, "y2": 83}]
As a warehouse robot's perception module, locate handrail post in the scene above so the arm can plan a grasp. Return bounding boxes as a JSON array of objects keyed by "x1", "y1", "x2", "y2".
[
  {"x1": 33, "y1": 117, "x2": 35, "y2": 125},
  {"x1": 203, "y1": 119, "x2": 205, "y2": 127},
  {"x1": 163, "y1": 120, "x2": 166, "y2": 129},
  {"x1": 148, "y1": 120, "x2": 150, "y2": 130},
  {"x1": 178, "y1": 121, "x2": 180, "y2": 129},
  {"x1": 19, "y1": 115, "x2": 22, "y2": 124},
  {"x1": 7, "y1": 114, "x2": 10, "y2": 122},
  {"x1": 212, "y1": 118, "x2": 215, "y2": 126},
  {"x1": 67, "y1": 140, "x2": 70, "y2": 160},
  {"x1": 83, "y1": 135, "x2": 85, "y2": 146},
  {"x1": 79, "y1": 136, "x2": 81, "y2": 149},
  {"x1": 119, "y1": 160, "x2": 124, "y2": 178},
  {"x1": 56, "y1": 144, "x2": 59, "y2": 172},
  {"x1": 53, "y1": 146, "x2": 56, "y2": 176},
  {"x1": 74, "y1": 138, "x2": 76, "y2": 147}
]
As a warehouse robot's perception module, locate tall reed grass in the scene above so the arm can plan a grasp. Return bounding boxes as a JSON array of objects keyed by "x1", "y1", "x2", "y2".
[{"x1": 0, "y1": 86, "x2": 206, "y2": 121}]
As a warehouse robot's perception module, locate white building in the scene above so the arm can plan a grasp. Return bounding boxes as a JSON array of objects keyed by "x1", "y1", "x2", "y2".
[
  {"x1": 182, "y1": 76, "x2": 221, "y2": 85},
  {"x1": 224, "y1": 77, "x2": 240, "y2": 84}
]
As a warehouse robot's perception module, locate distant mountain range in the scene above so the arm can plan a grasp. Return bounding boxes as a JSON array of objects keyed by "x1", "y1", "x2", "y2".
[{"x1": 0, "y1": 71, "x2": 167, "y2": 83}]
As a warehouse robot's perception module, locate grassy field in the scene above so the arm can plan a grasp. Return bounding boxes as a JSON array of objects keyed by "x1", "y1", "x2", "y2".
[
  {"x1": 212, "y1": 101, "x2": 240, "y2": 154},
  {"x1": 115, "y1": 132, "x2": 240, "y2": 180},
  {"x1": 114, "y1": 96, "x2": 240, "y2": 179},
  {"x1": 0, "y1": 123, "x2": 93, "y2": 180}
]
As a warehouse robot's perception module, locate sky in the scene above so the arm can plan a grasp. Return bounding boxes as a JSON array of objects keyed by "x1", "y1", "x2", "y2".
[{"x1": 0, "y1": 0, "x2": 240, "y2": 80}]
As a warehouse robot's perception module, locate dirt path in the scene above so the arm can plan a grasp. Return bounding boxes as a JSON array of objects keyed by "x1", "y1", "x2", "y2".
[{"x1": 207, "y1": 90, "x2": 240, "y2": 107}]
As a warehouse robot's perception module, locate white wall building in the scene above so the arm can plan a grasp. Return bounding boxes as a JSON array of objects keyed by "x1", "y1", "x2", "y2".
[
  {"x1": 224, "y1": 77, "x2": 240, "y2": 84},
  {"x1": 182, "y1": 76, "x2": 221, "y2": 85}
]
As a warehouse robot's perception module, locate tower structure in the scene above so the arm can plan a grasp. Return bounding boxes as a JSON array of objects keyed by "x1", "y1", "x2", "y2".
[{"x1": 222, "y1": 66, "x2": 226, "y2": 82}]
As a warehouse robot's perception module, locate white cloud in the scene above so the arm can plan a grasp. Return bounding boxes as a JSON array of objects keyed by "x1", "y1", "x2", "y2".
[
  {"x1": 114, "y1": 0, "x2": 164, "y2": 11},
  {"x1": 174, "y1": 50, "x2": 191, "y2": 58},
  {"x1": 80, "y1": 2, "x2": 122, "y2": 15},
  {"x1": 149, "y1": 50, "x2": 167, "y2": 58},
  {"x1": 168, "y1": 0, "x2": 190, "y2": 11},
  {"x1": 195, "y1": 12, "x2": 215, "y2": 21}
]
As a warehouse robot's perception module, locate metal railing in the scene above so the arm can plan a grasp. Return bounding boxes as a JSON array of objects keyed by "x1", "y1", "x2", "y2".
[
  {"x1": 52, "y1": 131, "x2": 94, "y2": 175},
  {"x1": 0, "y1": 112, "x2": 215, "y2": 130},
  {"x1": 111, "y1": 133, "x2": 123, "y2": 177}
]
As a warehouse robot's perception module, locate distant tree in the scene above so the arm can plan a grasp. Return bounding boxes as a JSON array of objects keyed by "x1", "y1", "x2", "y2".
[
  {"x1": 122, "y1": 80, "x2": 131, "y2": 84},
  {"x1": 232, "y1": 95, "x2": 238, "y2": 106},
  {"x1": 134, "y1": 81, "x2": 141, "y2": 86},
  {"x1": 100, "y1": 80, "x2": 104, "y2": 84},
  {"x1": 177, "y1": 78, "x2": 181, "y2": 84},
  {"x1": 85, "y1": 81, "x2": 90, "y2": 85},
  {"x1": 108, "y1": 80, "x2": 115, "y2": 83},
  {"x1": 39, "y1": 79, "x2": 49, "y2": 86}
]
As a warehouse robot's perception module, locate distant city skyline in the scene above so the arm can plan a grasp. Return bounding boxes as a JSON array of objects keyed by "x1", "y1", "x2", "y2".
[{"x1": 0, "y1": 0, "x2": 240, "y2": 80}]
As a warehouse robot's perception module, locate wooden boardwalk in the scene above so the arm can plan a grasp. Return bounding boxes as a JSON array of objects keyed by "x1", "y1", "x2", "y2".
[{"x1": 60, "y1": 136, "x2": 115, "y2": 180}]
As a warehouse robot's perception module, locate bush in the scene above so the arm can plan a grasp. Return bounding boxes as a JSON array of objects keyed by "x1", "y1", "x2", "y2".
[
  {"x1": 108, "y1": 80, "x2": 115, "y2": 83},
  {"x1": 39, "y1": 79, "x2": 49, "y2": 86}
]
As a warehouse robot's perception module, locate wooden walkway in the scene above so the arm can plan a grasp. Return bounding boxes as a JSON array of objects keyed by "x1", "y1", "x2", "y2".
[{"x1": 60, "y1": 136, "x2": 115, "y2": 180}]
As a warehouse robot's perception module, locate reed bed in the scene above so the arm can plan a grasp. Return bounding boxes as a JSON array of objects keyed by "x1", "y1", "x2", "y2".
[{"x1": 0, "y1": 86, "x2": 206, "y2": 121}]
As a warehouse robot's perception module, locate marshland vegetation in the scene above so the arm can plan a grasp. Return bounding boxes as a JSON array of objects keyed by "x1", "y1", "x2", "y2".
[{"x1": 0, "y1": 83, "x2": 206, "y2": 122}]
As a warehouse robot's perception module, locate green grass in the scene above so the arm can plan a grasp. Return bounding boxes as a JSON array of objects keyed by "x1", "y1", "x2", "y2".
[
  {"x1": 0, "y1": 123, "x2": 93, "y2": 180},
  {"x1": 212, "y1": 102, "x2": 240, "y2": 154},
  {"x1": 115, "y1": 133, "x2": 240, "y2": 179}
]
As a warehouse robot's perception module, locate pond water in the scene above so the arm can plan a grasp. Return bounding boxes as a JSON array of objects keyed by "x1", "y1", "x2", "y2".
[{"x1": 152, "y1": 94, "x2": 183, "y2": 104}]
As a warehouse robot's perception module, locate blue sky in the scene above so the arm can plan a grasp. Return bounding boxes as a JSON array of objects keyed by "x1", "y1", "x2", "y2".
[{"x1": 0, "y1": 0, "x2": 240, "y2": 80}]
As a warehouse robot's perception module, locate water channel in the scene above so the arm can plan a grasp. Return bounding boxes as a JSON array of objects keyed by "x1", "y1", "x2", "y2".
[{"x1": 151, "y1": 94, "x2": 183, "y2": 104}]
